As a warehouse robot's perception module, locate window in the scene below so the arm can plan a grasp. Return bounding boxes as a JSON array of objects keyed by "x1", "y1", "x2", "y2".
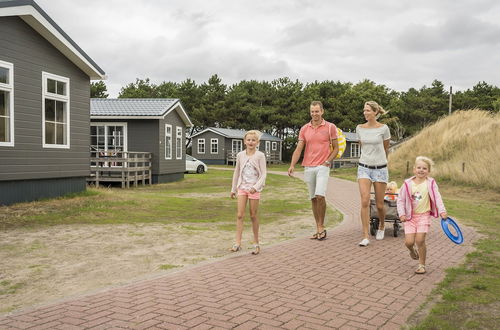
[
  {"x1": 232, "y1": 139, "x2": 242, "y2": 153},
  {"x1": 165, "y1": 124, "x2": 172, "y2": 159},
  {"x1": 42, "y1": 72, "x2": 69, "y2": 148},
  {"x1": 265, "y1": 141, "x2": 271, "y2": 153},
  {"x1": 198, "y1": 138, "x2": 205, "y2": 154},
  {"x1": 351, "y1": 143, "x2": 360, "y2": 158},
  {"x1": 0, "y1": 60, "x2": 14, "y2": 146},
  {"x1": 90, "y1": 123, "x2": 127, "y2": 167},
  {"x1": 272, "y1": 142, "x2": 277, "y2": 151},
  {"x1": 176, "y1": 127, "x2": 182, "y2": 159},
  {"x1": 211, "y1": 138, "x2": 218, "y2": 154},
  {"x1": 90, "y1": 123, "x2": 127, "y2": 153}
]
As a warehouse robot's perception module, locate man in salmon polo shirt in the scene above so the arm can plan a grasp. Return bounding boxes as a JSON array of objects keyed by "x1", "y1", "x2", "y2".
[{"x1": 288, "y1": 101, "x2": 339, "y2": 241}]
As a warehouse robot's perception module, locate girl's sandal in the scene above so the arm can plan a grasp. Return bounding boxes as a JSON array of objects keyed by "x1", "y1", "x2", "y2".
[
  {"x1": 409, "y1": 246, "x2": 419, "y2": 260},
  {"x1": 251, "y1": 244, "x2": 260, "y2": 255},
  {"x1": 230, "y1": 244, "x2": 241, "y2": 252},
  {"x1": 415, "y1": 264, "x2": 426, "y2": 274}
]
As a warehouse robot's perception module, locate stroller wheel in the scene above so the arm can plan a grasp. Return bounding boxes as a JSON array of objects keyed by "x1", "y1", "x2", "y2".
[
  {"x1": 393, "y1": 223, "x2": 400, "y2": 237},
  {"x1": 370, "y1": 219, "x2": 378, "y2": 236}
]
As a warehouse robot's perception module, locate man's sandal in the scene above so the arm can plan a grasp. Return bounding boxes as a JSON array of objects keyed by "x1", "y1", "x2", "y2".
[
  {"x1": 230, "y1": 244, "x2": 241, "y2": 252},
  {"x1": 251, "y1": 244, "x2": 260, "y2": 255},
  {"x1": 317, "y1": 230, "x2": 327, "y2": 241},
  {"x1": 310, "y1": 233, "x2": 319, "y2": 239},
  {"x1": 415, "y1": 264, "x2": 426, "y2": 274}
]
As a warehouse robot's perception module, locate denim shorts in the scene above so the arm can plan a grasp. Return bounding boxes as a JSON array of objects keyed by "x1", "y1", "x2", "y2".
[
  {"x1": 304, "y1": 165, "x2": 330, "y2": 199},
  {"x1": 357, "y1": 165, "x2": 388, "y2": 183}
]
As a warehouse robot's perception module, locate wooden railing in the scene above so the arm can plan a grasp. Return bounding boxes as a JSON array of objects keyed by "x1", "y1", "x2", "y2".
[
  {"x1": 88, "y1": 151, "x2": 152, "y2": 188},
  {"x1": 226, "y1": 150, "x2": 281, "y2": 165}
]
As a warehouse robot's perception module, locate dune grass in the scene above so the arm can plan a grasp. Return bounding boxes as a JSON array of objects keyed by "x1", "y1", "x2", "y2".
[{"x1": 389, "y1": 109, "x2": 500, "y2": 191}]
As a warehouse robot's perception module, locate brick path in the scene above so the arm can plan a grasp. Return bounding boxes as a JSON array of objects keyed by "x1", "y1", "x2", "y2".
[{"x1": 0, "y1": 175, "x2": 478, "y2": 329}]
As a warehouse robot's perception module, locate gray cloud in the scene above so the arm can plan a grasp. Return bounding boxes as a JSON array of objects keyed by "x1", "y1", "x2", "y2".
[
  {"x1": 278, "y1": 19, "x2": 351, "y2": 48},
  {"x1": 395, "y1": 15, "x2": 500, "y2": 52}
]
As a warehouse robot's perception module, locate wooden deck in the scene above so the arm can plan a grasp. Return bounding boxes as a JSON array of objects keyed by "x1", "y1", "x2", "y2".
[{"x1": 88, "y1": 151, "x2": 152, "y2": 188}]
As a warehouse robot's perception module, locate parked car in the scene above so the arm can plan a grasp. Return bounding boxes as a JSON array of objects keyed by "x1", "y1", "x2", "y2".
[{"x1": 185, "y1": 155, "x2": 208, "y2": 174}]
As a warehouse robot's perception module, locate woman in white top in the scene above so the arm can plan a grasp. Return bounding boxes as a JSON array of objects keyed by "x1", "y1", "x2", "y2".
[{"x1": 356, "y1": 101, "x2": 391, "y2": 246}]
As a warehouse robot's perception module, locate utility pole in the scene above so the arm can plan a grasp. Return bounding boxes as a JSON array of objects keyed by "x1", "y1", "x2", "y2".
[{"x1": 449, "y1": 86, "x2": 453, "y2": 115}]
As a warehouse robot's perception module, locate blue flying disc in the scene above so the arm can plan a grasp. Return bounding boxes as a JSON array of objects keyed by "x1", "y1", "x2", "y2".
[{"x1": 441, "y1": 217, "x2": 464, "y2": 244}]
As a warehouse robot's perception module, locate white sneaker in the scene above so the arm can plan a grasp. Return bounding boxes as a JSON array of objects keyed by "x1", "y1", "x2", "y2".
[
  {"x1": 358, "y1": 238, "x2": 370, "y2": 246},
  {"x1": 376, "y1": 230, "x2": 385, "y2": 240}
]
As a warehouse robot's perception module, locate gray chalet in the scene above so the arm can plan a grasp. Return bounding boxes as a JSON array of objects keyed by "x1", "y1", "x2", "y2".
[
  {"x1": 334, "y1": 131, "x2": 360, "y2": 167},
  {"x1": 191, "y1": 128, "x2": 282, "y2": 165},
  {"x1": 0, "y1": 0, "x2": 106, "y2": 205},
  {"x1": 90, "y1": 98, "x2": 193, "y2": 184}
]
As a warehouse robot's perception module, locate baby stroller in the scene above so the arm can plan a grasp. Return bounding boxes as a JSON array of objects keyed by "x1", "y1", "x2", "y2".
[{"x1": 369, "y1": 193, "x2": 401, "y2": 237}]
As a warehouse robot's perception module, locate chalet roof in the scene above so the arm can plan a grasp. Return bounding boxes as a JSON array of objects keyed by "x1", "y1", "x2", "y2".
[
  {"x1": 0, "y1": 0, "x2": 105, "y2": 79},
  {"x1": 90, "y1": 98, "x2": 193, "y2": 127},
  {"x1": 192, "y1": 127, "x2": 282, "y2": 142},
  {"x1": 344, "y1": 132, "x2": 358, "y2": 141}
]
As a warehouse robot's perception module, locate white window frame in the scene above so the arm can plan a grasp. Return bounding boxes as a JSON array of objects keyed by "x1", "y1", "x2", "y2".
[
  {"x1": 210, "y1": 138, "x2": 218, "y2": 154},
  {"x1": 164, "y1": 124, "x2": 172, "y2": 159},
  {"x1": 272, "y1": 141, "x2": 277, "y2": 151},
  {"x1": 42, "y1": 72, "x2": 70, "y2": 149},
  {"x1": 0, "y1": 60, "x2": 14, "y2": 147},
  {"x1": 198, "y1": 138, "x2": 205, "y2": 154},
  {"x1": 176, "y1": 127, "x2": 182, "y2": 159},
  {"x1": 265, "y1": 141, "x2": 271, "y2": 153},
  {"x1": 351, "y1": 143, "x2": 360, "y2": 158},
  {"x1": 90, "y1": 122, "x2": 128, "y2": 152},
  {"x1": 232, "y1": 139, "x2": 242, "y2": 153}
]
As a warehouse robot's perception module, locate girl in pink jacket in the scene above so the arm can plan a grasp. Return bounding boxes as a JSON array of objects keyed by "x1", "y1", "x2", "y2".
[
  {"x1": 397, "y1": 156, "x2": 447, "y2": 274},
  {"x1": 230, "y1": 130, "x2": 267, "y2": 255}
]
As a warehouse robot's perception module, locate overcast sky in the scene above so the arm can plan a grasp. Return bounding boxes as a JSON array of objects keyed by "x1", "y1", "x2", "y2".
[{"x1": 36, "y1": 0, "x2": 500, "y2": 98}]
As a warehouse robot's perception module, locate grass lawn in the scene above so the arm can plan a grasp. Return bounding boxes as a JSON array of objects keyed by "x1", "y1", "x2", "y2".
[
  {"x1": 0, "y1": 170, "x2": 313, "y2": 230},
  {"x1": 330, "y1": 167, "x2": 500, "y2": 329}
]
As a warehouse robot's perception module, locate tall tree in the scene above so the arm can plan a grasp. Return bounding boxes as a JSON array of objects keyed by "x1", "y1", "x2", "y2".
[
  {"x1": 90, "y1": 81, "x2": 109, "y2": 98},
  {"x1": 118, "y1": 78, "x2": 158, "y2": 98}
]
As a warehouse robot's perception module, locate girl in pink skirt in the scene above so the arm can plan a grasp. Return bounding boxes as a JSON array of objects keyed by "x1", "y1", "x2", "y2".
[{"x1": 397, "y1": 156, "x2": 447, "y2": 274}]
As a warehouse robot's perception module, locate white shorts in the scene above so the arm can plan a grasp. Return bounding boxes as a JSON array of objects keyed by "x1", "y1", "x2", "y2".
[{"x1": 303, "y1": 165, "x2": 330, "y2": 199}]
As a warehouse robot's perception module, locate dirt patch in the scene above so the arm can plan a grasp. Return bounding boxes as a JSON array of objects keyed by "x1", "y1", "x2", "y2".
[{"x1": 0, "y1": 212, "x2": 321, "y2": 315}]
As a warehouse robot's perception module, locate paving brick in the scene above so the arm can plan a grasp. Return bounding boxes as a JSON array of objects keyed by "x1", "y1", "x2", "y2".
[
  {"x1": 233, "y1": 320, "x2": 260, "y2": 330},
  {"x1": 30, "y1": 321, "x2": 63, "y2": 330},
  {"x1": 78, "y1": 317, "x2": 112, "y2": 328}
]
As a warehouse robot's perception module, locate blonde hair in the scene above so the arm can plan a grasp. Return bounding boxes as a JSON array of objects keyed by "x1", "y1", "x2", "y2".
[
  {"x1": 244, "y1": 130, "x2": 262, "y2": 142},
  {"x1": 386, "y1": 181, "x2": 398, "y2": 193},
  {"x1": 415, "y1": 156, "x2": 434, "y2": 172},
  {"x1": 365, "y1": 101, "x2": 387, "y2": 118}
]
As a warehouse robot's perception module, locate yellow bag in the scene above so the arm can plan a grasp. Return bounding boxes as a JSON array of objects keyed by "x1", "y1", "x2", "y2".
[{"x1": 330, "y1": 124, "x2": 346, "y2": 159}]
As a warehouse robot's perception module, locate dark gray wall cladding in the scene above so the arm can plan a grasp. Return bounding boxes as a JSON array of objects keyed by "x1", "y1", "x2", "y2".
[
  {"x1": 0, "y1": 17, "x2": 91, "y2": 181},
  {"x1": 192, "y1": 131, "x2": 225, "y2": 161},
  {"x1": 126, "y1": 119, "x2": 160, "y2": 173},
  {"x1": 0, "y1": 177, "x2": 87, "y2": 206},
  {"x1": 153, "y1": 172, "x2": 183, "y2": 184},
  {"x1": 158, "y1": 110, "x2": 186, "y2": 175}
]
